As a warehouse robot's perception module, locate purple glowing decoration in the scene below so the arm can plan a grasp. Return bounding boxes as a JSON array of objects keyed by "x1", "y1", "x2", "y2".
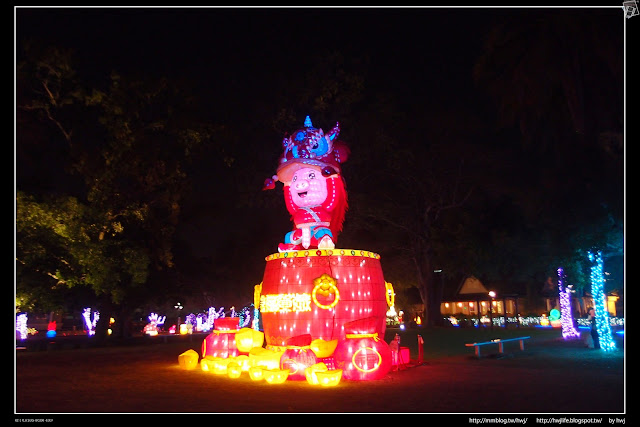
[{"x1": 557, "y1": 267, "x2": 580, "y2": 339}]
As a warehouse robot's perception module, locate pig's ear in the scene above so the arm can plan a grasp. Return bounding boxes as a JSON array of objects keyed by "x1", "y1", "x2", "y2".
[
  {"x1": 321, "y1": 166, "x2": 338, "y2": 177},
  {"x1": 262, "y1": 175, "x2": 278, "y2": 190}
]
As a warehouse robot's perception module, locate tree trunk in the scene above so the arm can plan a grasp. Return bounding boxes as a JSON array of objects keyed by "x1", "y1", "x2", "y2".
[
  {"x1": 413, "y1": 239, "x2": 444, "y2": 327},
  {"x1": 94, "y1": 296, "x2": 115, "y2": 342}
]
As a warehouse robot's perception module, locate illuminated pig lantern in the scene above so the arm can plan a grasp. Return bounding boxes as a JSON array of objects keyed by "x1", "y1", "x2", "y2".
[
  {"x1": 260, "y1": 116, "x2": 393, "y2": 380},
  {"x1": 263, "y1": 115, "x2": 349, "y2": 252}
]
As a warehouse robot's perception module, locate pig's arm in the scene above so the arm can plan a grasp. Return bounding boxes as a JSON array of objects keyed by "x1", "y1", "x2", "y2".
[{"x1": 321, "y1": 176, "x2": 340, "y2": 212}]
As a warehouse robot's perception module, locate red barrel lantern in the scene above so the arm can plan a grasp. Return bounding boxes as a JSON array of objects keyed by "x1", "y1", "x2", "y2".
[
  {"x1": 259, "y1": 249, "x2": 388, "y2": 347},
  {"x1": 333, "y1": 317, "x2": 392, "y2": 381}
]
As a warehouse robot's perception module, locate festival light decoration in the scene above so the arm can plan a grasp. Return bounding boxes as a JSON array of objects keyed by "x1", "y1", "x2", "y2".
[
  {"x1": 46, "y1": 321, "x2": 57, "y2": 338},
  {"x1": 178, "y1": 349, "x2": 199, "y2": 370},
  {"x1": 202, "y1": 317, "x2": 240, "y2": 358},
  {"x1": 16, "y1": 313, "x2": 28, "y2": 340},
  {"x1": 249, "y1": 366, "x2": 265, "y2": 381},
  {"x1": 211, "y1": 358, "x2": 233, "y2": 375},
  {"x1": 248, "y1": 346, "x2": 284, "y2": 370},
  {"x1": 310, "y1": 338, "x2": 338, "y2": 358},
  {"x1": 557, "y1": 267, "x2": 580, "y2": 339},
  {"x1": 279, "y1": 334, "x2": 319, "y2": 380},
  {"x1": 235, "y1": 327, "x2": 265, "y2": 353},
  {"x1": 333, "y1": 317, "x2": 392, "y2": 381},
  {"x1": 200, "y1": 356, "x2": 215, "y2": 372},
  {"x1": 316, "y1": 369, "x2": 343, "y2": 387},
  {"x1": 263, "y1": 368, "x2": 290, "y2": 384},
  {"x1": 305, "y1": 362, "x2": 328, "y2": 385},
  {"x1": 82, "y1": 308, "x2": 99, "y2": 335},
  {"x1": 179, "y1": 116, "x2": 393, "y2": 383},
  {"x1": 235, "y1": 354, "x2": 251, "y2": 372},
  {"x1": 227, "y1": 362, "x2": 243, "y2": 379},
  {"x1": 259, "y1": 250, "x2": 388, "y2": 347},
  {"x1": 259, "y1": 117, "x2": 391, "y2": 380},
  {"x1": 587, "y1": 251, "x2": 616, "y2": 351},
  {"x1": 385, "y1": 282, "x2": 395, "y2": 307},
  {"x1": 144, "y1": 313, "x2": 166, "y2": 335}
]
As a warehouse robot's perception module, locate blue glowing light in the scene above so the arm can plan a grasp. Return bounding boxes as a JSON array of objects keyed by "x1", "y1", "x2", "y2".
[{"x1": 587, "y1": 251, "x2": 616, "y2": 351}]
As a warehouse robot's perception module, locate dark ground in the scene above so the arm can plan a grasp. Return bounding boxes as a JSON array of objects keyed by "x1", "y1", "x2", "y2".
[{"x1": 14, "y1": 327, "x2": 625, "y2": 417}]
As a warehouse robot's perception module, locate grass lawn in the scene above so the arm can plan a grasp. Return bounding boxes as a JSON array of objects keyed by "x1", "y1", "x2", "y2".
[
  {"x1": 385, "y1": 324, "x2": 568, "y2": 360},
  {"x1": 16, "y1": 324, "x2": 624, "y2": 414}
]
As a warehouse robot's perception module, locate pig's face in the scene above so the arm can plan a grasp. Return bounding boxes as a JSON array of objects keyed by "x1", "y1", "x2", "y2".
[{"x1": 289, "y1": 167, "x2": 328, "y2": 207}]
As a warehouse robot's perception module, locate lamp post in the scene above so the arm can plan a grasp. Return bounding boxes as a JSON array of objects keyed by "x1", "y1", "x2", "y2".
[
  {"x1": 174, "y1": 302, "x2": 184, "y2": 333},
  {"x1": 488, "y1": 291, "x2": 496, "y2": 330}
]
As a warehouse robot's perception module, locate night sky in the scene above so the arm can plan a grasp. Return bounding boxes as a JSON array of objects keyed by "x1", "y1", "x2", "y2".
[
  {"x1": 15, "y1": 7, "x2": 628, "y2": 308},
  {"x1": 16, "y1": 7, "x2": 502, "y2": 111}
]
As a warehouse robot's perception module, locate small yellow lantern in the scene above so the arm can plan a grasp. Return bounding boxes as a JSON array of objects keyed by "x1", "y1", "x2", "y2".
[
  {"x1": 248, "y1": 366, "x2": 265, "y2": 381},
  {"x1": 227, "y1": 361, "x2": 242, "y2": 379},
  {"x1": 235, "y1": 354, "x2": 251, "y2": 371},
  {"x1": 263, "y1": 368, "x2": 290, "y2": 384},
  {"x1": 235, "y1": 328, "x2": 265, "y2": 353},
  {"x1": 178, "y1": 349, "x2": 199, "y2": 370},
  {"x1": 305, "y1": 362, "x2": 329, "y2": 385},
  {"x1": 316, "y1": 369, "x2": 342, "y2": 387},
  {"x1": 310, "y1": 338, "x2": 338, "y2": 358},
  {"x1": 211, "y1": 357, "x2": 233, "y2": 375},
  {"x1": 200, "y1": 356, "x2": 218, "y2": 372},
  {"x1": 249, "y1": 347, "x2": 284, "y2": 370}
]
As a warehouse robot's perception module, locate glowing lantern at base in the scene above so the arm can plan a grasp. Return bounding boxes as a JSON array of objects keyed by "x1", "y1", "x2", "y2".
[
  {"x1": 202, "y1": 317, "x2": 240, "y2": 358},
  {"x1": 280, "y1": 334, "x2": 318, "y2": 380},
  {"x1": 200, "y1": 356, "x2": 217, "y2": 372},
  {"x1": 249, "y1": 346, "x2": 285, "y2": 370},
  {"x1": 334, "y1": 317, "x2": 392, "y2": 381},
  {"x1": 310, "y1": 338, "x2": 338, "y2": 358},
  {"x1": 235, "y1": 354, "x2": 251, "y2": 371},
  {"x1": 540, "y1": 314, "x2": 550, "y2": 327},
  {"x1": 310, "y1": 338, "x2": 338, "y2": 369},
  {"x1": 264, "y1": 369, "x2": 290, "y2": 384},
  {"x1": 316, "y1": 369, "x2": 342, "y2": 387},
  {"x1": 249, "y1": 366, "x2": 265, "y2": 381},
  {"x1": 178, "y1": 349, "x2": 199, "y2": 370},
  {"x1": 211, "y1": 357, "x2": 233, "y2": 375},
  {"x1": 305, "y1": 362, "x2": 329, "y2": 385},
  {"x1": 227, "y1": 362, "x2": 243, "y2": 379},
  {"x1": 235, "y1": 327, "x2": 265, "y2": 353}
]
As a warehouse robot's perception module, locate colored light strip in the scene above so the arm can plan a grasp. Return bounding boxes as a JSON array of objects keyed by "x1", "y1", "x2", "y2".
[
  {"x1": 266, "y1": 248, "x2": 380, "y2": 261},
  {"x1": 557, "y1": 267, "x2": 580, "y2": 339},
  {"x1": 588, "y1": 251, "x2": 616, "y2": 351}
]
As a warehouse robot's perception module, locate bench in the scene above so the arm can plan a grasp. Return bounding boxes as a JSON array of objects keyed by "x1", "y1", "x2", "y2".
[{"x1": 465, "y1": 336, "x2": 530, "y2": 358}]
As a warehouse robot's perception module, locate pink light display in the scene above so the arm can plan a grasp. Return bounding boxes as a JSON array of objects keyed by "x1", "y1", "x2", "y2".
[
  {"x1": 333, "y1": 317, "x2": 392, "y2": 380},
  {"x1": 257, "y1": 117, "x2": 392, "y2": 381},
  {"x1": 260, "y1": 249, "x2": 388, "y2": 346},
  {"x1": 189, "y1": 117, "x2": 394, "y2": 384},
  {"x1": 202, "y1": 317, "x2": 241, "y2": 358},
  {"x1": 557, "y1": 267, "x2": 580, "y2": 339}
]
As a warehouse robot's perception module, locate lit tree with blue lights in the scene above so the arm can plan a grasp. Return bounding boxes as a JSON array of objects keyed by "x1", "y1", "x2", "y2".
[{"x1": 587, "y1": 251, "x2": 616, "y2": 351}]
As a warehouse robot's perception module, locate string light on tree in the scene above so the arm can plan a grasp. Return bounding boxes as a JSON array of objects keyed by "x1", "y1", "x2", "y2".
[
  {"x1": 557, "y1": 267, "x2": 580, "y2": 339},
  {"x1": 82, "y1": 308, "x2": 99, "y2": 336},
  {"x1": 587, "y1": 251, "x2": 616, "y2": 351},
  {"x1": 16, "y1": 313, "x2": 28, "y2": 340}
]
